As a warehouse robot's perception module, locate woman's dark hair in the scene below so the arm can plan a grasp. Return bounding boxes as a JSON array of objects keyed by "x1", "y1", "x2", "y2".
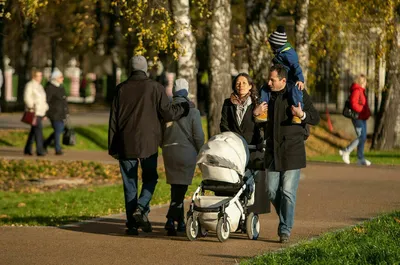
[{"x1": 232, "y1": 73, "x2": 259, "y2": 104}]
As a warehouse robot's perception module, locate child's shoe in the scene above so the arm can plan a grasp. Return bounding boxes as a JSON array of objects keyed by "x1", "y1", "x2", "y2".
[
  {"x1": 292, "y1": 116, "x2": 301, "y2": 124},
  {"x1": 255, "y1": 111, "x2": 268, "y2": 123}
]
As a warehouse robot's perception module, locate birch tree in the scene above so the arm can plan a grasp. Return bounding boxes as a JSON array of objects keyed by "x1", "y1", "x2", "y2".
[
  {"x1": 295, "y1": 0, "x2": 309, "y2": 85},
  {"x1": 245, "y1": 0, "x2": 274, "y2": 87},
  {"x1": 208, "y1": 0, "x2": 231, "y2": 137},
  {"x1": 171, "y1": 0, "x2": 197, "y2": 105}
]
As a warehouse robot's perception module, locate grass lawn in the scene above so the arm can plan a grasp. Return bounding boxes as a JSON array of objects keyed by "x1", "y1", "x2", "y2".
[
  {"x1": 241, "y1": 211, "x2": 400, "y2": 264},
  {"x1": 0, "y1": 173, "x2": 202, "y2": 226}
]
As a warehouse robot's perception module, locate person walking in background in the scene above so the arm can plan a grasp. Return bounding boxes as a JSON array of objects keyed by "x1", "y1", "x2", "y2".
[
  {"x1": 108, "y1": 55, "x2": 191, "y2": 236},
  {"x1": 43, "y1": 68, "x2": 69, "y2": 155},
  {"x1": 339, "y1": 74, "x2": 372, "y2": 166},
  {"x1": 162, "y1": 78, "x2": 204, "y2": 236},
  {"x1": 23, "y1": 69, "x2": 49, "y2": 156},
  {"x1": 256, "y1": 25, "x2": 305, "y2": 124},
  {"x1": 253, "y1": 65, "x2": 320, "y2": 243},
  {"x1": 79, "y1": 72, "x2": 87, "y2": 103}
]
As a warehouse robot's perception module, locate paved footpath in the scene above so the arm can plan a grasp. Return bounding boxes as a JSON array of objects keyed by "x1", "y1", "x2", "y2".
[{"x1": 1, "y1": 148, "x2": 400, "y2": 264}]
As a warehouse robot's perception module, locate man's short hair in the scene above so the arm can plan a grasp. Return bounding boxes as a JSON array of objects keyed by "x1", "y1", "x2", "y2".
[{"x1": 270, "y1": 64, "x2": 288, "y2": 80}]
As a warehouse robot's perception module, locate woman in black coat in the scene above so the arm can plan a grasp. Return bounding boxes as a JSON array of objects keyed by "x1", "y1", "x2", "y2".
[
  {"x1": 220, "y1": 73, "x2": 264, "y2": 169},
  {"x1": 43, "y1": 69, "x2": 69, "y2": 155}
]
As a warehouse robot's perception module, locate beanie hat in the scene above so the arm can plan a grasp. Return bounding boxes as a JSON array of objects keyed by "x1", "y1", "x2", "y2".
[
  {"x1": 268, "y1": 25, "x2": 287, "y2": 47},
  {"x1": 131, "y1": 55, "x2": 148, "y2": 73},
  {"x1": 50, "y1": 68, "x2": 63, "y2": 80},
  {"x1": 173, "y1": 78, "x2": 189, "y2": 97}
]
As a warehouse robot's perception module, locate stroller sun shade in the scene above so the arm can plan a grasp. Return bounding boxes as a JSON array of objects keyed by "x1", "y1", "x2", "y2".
[{"x1": 197, "y1": 132, "x2": 249, "y2": 176}]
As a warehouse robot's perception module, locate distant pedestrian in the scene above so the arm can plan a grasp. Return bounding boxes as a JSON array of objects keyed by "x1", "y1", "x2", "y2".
[
  {"x1": 23, "y1": 69, "x2": 48, "y2": 156},
  {"x1": 79, "y1": 73, "x2": 87, "y2": 103},
  {"x1": 339, "y1": 74, "x2": 372, "y2": 166},
  {"x1": 43, "y1": 68, "x2": 69, "y2": 155},
  {"x1": 162, "y1": 78, "x2": 204, "y2": 236},
  {"x1": 108, "y1": 55, "x2": 191, "y2": 236}
]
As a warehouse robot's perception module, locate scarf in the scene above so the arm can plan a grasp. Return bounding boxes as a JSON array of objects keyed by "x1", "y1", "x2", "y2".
[{"x1": 230, "y1": 92, "x2": 252, "y2": 126}]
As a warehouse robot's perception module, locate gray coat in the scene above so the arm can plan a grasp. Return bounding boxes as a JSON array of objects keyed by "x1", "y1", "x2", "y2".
[{"x1": 162, "y1": 97, "x2": 205, "y2": 185}]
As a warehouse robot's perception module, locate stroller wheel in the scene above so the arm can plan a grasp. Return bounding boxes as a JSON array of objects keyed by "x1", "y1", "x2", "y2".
[
  {"x1": 246, "y1": 213, "x2": 260, "y2": 240},
  {"x1": 186, "y1": 216, "x2": 199, "y2": 241},
  {"x1": 216, "y1": 218, "x2": 230, "y2": 242}
]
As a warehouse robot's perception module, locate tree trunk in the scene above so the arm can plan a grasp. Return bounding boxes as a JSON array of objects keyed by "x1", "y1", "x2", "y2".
[
  {"x1": 245, "y1": 0, "x2": 273, "y2": 87},
  {"x1": 51, "y1": 37, "x2": 56, "y2": 73},
  {"x1": 372, "y1": 7, "x2": 400, "y2": 150},
  {"x1": 106, "y1": 2, "x2": 121, "y2": 103},
  {"x1": 0, "y1": 0, "x2": 5, "y2": 107},
  {"x1": 17, "y1": 20, "x2": 34, "y2": 105},
  {"x1": 208, "y1": 0, "x2": 231, "y2": 137},
  {"x1": 171, "y1": 0, "x2": 198, "y2": 106},
  {"x1": 295, "y1": 0, "x2": 310, "y2": 85}
]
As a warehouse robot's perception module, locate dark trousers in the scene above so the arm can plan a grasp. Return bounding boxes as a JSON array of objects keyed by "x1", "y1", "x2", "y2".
[
  {"x1": 24, "y1": 116, "x2": 45, "y2": 155},
  {"x1": 166, "y1": 184, "x2": 188, "y2": 221},
  {"x1": 44, "y1": 120, "x2": 65, "y2": 153},
  {"x1": 119, "y1": 153, "x2": 159, "y2": 229}
]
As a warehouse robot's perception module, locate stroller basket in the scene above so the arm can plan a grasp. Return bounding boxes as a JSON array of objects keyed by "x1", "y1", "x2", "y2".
[{"x1": 202, "y1": 179, "x2": 243, "y2": 194}]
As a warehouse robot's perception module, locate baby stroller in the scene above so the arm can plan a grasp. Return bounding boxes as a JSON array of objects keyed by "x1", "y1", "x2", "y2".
[{"x1": 186, "y1": 132, "x2": 261, "y2": 242}]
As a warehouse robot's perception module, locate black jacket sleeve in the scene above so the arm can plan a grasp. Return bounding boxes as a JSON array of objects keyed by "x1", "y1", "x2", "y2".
[
  {"x1": 108, "y1": 91, "x2": 119, "y2": 159},
  {"x1": 220, "y1": 99, "x2": 230, "y2": 132},
  {"x1": 302, "y1": 90, "x2": 320, "y2": 126},
  {"x1": 157, "y1": 85, "x2": 189, "y2": 122}
]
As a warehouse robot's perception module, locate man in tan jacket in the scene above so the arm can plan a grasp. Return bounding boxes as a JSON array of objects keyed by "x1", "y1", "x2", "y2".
[{"x1": 23, "y1": 69, "x2": 49, "y2": 156}]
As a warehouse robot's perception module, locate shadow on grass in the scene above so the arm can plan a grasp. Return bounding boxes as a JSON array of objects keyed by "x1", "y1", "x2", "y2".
[
  {"x1": 0, "y1": 139, "x2": 13, "y2": 147},
  {"x1": 312, "y1": 133, "x2": 343, "y2": 150},
  {"x1": 0, "y1": 215, "x2": 95, "y2": 226},
  {"x1": 74, "y1": 127, "x2": 108, "y2": 150}
]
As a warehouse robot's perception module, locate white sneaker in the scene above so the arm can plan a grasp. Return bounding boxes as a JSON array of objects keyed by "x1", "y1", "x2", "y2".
[
  {"x1": 339, "y1": 150, "x2": 350, "y2": 164},
  {"x1": 357, "y1": 159, "x2": 371, "y2": 166}
]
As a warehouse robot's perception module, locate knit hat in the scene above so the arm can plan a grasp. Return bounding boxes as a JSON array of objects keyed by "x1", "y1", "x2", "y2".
[
  {"x1": 50, "y1": 68, "x2": 63, "y2": 80},
  {"x1": 131, "y1": 55, "x2": 148, "y2": 73},
  {"x1": 268, "y1": 25, "x2": 287, "y2": 47},
  {"x1": 173, "y1": 78, "x2": 189, "y2": 97}
]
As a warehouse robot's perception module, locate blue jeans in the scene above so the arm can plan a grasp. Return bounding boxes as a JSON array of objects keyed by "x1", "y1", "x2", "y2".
[
  {"x1": 267, "y1": 164, "x2": 301, "y2": 236},
  {"x1": 24, "y1": 116, "x2": 45, "y2": 155},
  {"x1": 260, "y1": 82, "x2": 303, "y2": 108},
  {"x1": 44, "y1": 120, "x2": 65, "y2": 153},
  {"x1": 119, "y1": 153, "x2": 159, "y2": 229},
  {"x1": 344, "y1": 119, "x2": 367, "y2": 161}
]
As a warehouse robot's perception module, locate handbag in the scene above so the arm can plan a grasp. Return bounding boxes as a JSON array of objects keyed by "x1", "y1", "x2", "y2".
[
  {"x1": 21, "y1": 110, "x2": 37, "y2": 126},
  {"x1": 63, "y1": 119, "x2": 76, "y2": 146},
  {"x1": 342, "y1": 99, "x2": 359, "y2": 119}
]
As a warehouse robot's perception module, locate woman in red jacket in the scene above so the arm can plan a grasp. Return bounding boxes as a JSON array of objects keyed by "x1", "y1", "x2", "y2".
[{"x1": 339, "y1": 74, "x2": 371, "y2": 166}]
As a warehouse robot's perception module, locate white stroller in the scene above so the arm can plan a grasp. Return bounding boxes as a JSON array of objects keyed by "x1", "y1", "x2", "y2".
[{"x1": 186, "y1": 132, "x2": 260, "y2": 242}]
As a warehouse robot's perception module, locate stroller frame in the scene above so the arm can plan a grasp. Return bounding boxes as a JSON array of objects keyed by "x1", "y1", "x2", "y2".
[{"x1": 186, "y1": 169, "x2": 260, "y2": 242}]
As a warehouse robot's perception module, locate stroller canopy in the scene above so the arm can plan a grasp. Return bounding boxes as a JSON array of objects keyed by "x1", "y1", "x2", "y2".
[{"x1": 197, "y1": 132, "x2": 249, "y2": 176}]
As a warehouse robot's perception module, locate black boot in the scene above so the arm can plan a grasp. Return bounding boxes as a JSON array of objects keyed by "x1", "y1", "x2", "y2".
[
  {"x1": 177, "y1": 219, "x2": 186, "y2": 232},
  {"x1": 165, "y1": 218, "x2": 177, "y2": 236}
]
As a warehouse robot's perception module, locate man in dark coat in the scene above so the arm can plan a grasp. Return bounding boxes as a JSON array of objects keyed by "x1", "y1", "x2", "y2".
[
  {"x1": 43, "y1": 68, "x2": 69, "y2": 155},
  {"x1": 108, "y1": 55, "x2": 190, "y2": 235},
  {"x1": 253, "y1": 64, "x2": 320, "y2": 243}
]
